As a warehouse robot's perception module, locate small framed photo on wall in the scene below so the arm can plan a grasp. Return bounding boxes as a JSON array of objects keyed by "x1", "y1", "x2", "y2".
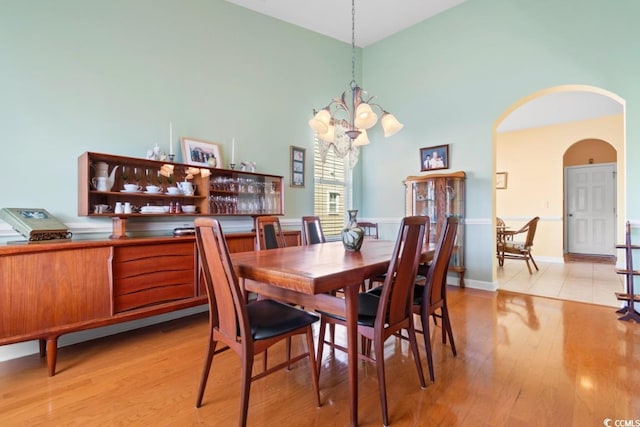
[
  {"x1": 420, "y1": 144, "x2": 449, "y2": 171},
  {"x1": 290, "y1": 146, "x2": 305, "y2": 187},
  {"x1": 496, "y1": 172, "x2": 508, "y2": 189}
]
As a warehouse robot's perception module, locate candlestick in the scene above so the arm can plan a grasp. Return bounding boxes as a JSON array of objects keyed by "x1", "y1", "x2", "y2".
[
  {"x1": 169, "y1": 122, "x2": 173, "y2": 156},
  {"x1": 231, "y1": 137, "x2": 235, "y2": 164}
]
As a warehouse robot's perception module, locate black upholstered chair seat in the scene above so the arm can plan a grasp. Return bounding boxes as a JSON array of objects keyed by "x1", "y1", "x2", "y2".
[
  {"x1": 319, "y1": 292, "x2": 381, "y2": 327},
  {"x1": 247, "y1": 300, "x2": 319, "y2": 340},
  {"x1": 368, "y1": 283, "x2": 426, "y2": 306}
]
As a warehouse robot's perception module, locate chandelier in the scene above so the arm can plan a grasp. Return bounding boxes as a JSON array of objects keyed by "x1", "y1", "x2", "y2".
[{"x1": 309, "y1": 0, "x2": 404, "y2": 167}]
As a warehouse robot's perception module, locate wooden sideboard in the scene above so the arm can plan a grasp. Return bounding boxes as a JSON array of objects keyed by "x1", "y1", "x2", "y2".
[{"x1": 0, "y1": 230, "x2": 300, "y2": 376}]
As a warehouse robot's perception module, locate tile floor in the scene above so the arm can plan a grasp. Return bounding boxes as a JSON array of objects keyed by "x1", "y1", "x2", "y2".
[{"x1": 497, "y1": 259, "x2": 626, "y2": 308}]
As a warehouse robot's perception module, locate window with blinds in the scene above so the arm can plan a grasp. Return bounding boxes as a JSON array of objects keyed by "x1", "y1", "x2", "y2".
[{"x1": 313, "y1": 138, "x2": 349, "y2": 239}]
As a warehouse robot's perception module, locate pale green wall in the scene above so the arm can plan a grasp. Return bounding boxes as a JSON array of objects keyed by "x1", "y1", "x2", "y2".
[
  {"x1": 361, "y1": 0, "x2": 640, "y2": 284},
  {"x1": 2, "y1": 0, "x2": 640, "y2": 286},
  {"x1": 0, "y1": 0, "x2": 360, "y2": 238}
]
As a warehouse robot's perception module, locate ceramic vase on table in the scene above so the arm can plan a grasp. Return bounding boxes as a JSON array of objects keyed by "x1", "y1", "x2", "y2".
[{"x1": 341, "y1": 209, "x2": 365, "y2": 251}]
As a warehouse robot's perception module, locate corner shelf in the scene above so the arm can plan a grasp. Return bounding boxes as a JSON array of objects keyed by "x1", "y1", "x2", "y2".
[{"x1": 614, "y1": 221, "x2": 640, "y2": 323}]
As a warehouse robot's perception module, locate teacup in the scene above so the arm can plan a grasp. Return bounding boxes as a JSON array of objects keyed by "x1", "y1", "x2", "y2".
[
  {"x1": 166, "y1": 186, "x2": 180, "y2": 195},
  {"x1": 146, "y1": 185, "x2": 161, "y2": 193},
  {"x1": 124, "y1": 184, "x2": 141, "y2": 192},
  {"x1": 94, "y1": 204, "x2": 112, "y2": 214},
  {"x1": 92, "y1": 176, "x2": 109, "y2": 192}
]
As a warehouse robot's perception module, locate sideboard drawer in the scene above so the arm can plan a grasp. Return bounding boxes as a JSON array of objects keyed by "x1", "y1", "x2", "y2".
[{"x1": 112, "y1": 242, "x2": 196, "y2": 313}]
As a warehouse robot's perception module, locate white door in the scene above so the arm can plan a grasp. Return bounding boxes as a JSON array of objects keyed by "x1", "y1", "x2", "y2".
[{"x1": 565, "y1": 164, "x2": 616, "y2": 255}]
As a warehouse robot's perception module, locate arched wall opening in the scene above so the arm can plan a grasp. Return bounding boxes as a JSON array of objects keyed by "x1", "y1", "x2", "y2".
[{"x1": 493, "y1": 85, "x2": 625, "y2": 284}]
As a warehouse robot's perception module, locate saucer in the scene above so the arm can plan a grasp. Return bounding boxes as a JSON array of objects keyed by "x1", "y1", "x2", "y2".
[
  {"x1": 144, "y1": 190, "x2": 163, "y2": 194},
  {"x1": 120, "y1": 189, "x2": 141, "y2": 193}
]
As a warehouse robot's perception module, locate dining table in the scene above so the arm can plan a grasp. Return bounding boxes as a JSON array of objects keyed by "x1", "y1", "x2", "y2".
[{"x1": 231, "y1": 239, "x2": 434, "y2": 426}]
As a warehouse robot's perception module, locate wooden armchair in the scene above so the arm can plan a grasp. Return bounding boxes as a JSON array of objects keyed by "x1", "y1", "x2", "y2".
[{"x1": 497, "y1": 216, "x2": 540, "y2": 274}]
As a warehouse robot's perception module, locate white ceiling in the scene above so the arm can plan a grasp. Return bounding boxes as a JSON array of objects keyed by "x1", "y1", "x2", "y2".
[
  {"x1": 497, "y1": 91, "x2": 623, "y2": 132},
  {"x1": 223, "y1": 0, "x2": 468, "y2": 47},
  {"x1": 223, "y1": 0, "x2": 624, "y2": 130}
]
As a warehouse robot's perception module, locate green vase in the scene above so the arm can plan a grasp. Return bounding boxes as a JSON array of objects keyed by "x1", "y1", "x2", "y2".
[{"x1": 341, "y1": 210, "x2": 365, "y2": 251}]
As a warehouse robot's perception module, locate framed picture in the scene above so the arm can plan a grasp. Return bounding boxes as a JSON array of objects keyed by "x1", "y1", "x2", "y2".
[
  {"x1": 290, "y1": 145, "x2": 305, "y2": 187},
  {"x1": 420, "y1": 144, "x2": 449, "y2": 171},
  {"x1": 496, "y1": 172, "x2": 508, "y2": 189},
  {"x1": 181, "y1": 137, "x2": 222, "y2": 168}
]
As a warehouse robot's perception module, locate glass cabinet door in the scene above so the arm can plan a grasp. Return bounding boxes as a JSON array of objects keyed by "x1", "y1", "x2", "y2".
[
  {"x1": 404, "y1": 171, "x2": 466, "y2": 286},
  {"x1": 209, "y1": 172, "x2": 283, "y2": 216}
]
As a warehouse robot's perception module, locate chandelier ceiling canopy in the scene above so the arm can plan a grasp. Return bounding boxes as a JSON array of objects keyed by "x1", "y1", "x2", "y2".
[{"x1": 309, "y1": 0, "x2": 403, "y2": 164}]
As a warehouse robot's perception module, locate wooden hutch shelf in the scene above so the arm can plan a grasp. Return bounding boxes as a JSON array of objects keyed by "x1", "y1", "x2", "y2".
[{"x1": 79, "y1": 152, "x2": 284, "y2": 237}]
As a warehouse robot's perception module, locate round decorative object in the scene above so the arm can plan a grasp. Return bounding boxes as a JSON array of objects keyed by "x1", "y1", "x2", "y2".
[{"x1": 341, "y1": 209, "x2": 365, "y2": 251}]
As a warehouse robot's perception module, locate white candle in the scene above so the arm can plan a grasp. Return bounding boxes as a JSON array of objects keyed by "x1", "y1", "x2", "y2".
[
  {"x1": 231, "y1": 137, "x2": 235, "y2": 164},
  {"x1": 169, "y1": 122, "x2": 173, "y2": 156}
]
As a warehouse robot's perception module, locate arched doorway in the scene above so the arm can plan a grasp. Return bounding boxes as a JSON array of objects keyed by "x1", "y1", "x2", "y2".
[
  {"x1": 564, "y1": 139, "x2": 617, "y2": 259},
  {"x1": 493, "y1": 85, "x2": 625, "y2": 296}
]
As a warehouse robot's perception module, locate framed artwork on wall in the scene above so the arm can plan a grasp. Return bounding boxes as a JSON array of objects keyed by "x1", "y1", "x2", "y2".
[
  {"x1": 496, "y1": 172, "x2": 508, "y2": 189},
  {"x1": 181, "y1": 137, "x2": 222, "y2": 168},
  {"x1": 290, "y1": 145, "x2": 305, "y2": 187},
  {"x1": 420, "y1": 144, "x2": 449, "y2": 171}
]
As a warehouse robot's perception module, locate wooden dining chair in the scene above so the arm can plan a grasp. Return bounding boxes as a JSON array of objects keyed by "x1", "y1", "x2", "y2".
[
  {"x1": 301, "y1": 215, "x2": 326, "y2": 245},
  {"x1": 254, "y1": 215, "x2": 291, "y2": 364},
  {"x1": 357, "y1": 221, "x2": 379, "y2": 239},
  {"x1": 497, "y1": 216, "x2": 540, "y2": 274},
  {"x1": 368, "y1": 217, "x2": 457, "y2": 382},
  {"x1": 254, "y1": 216, "x2": 286, "y2": 250},
  {"x1": 412, "y1": 216, "x2": 459, "y2": 382},
  {"x1": 367, "y1": 217, "x2": 430, "y2": 291},
  {"x1": 316, "y1": 216, "x2": 428, "y2": 426},
  {"x1": 194, "y1": 218, "x2": 321, "y2": 427}
]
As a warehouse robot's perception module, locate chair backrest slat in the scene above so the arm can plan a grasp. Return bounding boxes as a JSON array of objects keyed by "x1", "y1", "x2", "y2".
[
  {"x1": 424, "y1": 217, "x2": 459, "y2": 306},
  {"x1": 195, "y1": 218, "x2": 249, "y2": 342},
  {"x1": 524, "y1": 217, "x2": 540, "y2": 248},
  {"x1": 377, "y1": 216, "x2": 429, "y2": 328}
]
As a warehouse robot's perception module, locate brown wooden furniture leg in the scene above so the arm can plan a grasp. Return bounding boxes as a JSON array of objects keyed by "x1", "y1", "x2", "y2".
[
  {"x1": 47, "y1": 337, "x2": 58, "y2": 376},
  {"x1": 39, "y1": 339, "x2": 46, "y2": 357},
  {"x1": 110, "y1": 217, "x2": 127, "y2": 239},
  {"x1": 344, "y1": 283, "x2": 359, "y2": 427}
]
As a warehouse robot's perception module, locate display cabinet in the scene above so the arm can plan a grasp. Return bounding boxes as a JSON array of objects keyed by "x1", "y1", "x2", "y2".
[
  {"x1": 404, "y1": 171, "x2": 465, "y2": 286},
  {"x1": 78, "y1": 152, "x2": 284, "y2": 237}
]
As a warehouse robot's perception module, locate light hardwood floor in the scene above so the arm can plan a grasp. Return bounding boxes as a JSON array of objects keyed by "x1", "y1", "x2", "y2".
[{"x1": 1, "y1": 287, "x2": 638, "y2": 426}]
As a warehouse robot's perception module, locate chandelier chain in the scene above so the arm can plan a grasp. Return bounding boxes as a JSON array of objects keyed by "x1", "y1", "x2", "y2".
[
  {"x1": 308, "y1": 0, "x2": 403, "y2": 167},
  {"x1": 351, "y1": 0, "x2": 356, "y2": 85}
]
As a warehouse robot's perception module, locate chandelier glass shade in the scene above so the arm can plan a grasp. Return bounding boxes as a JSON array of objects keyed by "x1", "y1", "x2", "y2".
[{"x1": 309, "y1": 0, "x2": 403, "y2": 166}]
